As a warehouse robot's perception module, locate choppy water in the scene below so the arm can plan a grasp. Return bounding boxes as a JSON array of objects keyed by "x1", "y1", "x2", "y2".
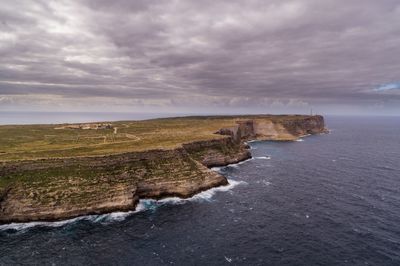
[{"x1": 1, "y1": 116, "x2": 400, "y2": 265}]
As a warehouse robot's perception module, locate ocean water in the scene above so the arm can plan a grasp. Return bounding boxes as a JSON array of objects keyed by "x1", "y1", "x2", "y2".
[{"x1": 1, "y1": 116, "x2": 400, "y2": 265}]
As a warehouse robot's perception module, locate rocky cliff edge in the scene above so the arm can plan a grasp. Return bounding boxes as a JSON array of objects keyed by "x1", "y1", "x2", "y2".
[{"x1": 0, "y1": 115, "x2": 327, "y2": 224}]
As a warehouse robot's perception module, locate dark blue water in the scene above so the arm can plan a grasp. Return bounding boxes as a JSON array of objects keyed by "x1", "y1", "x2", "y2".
[{"x1": 1, "y1": 116, "x2": 400, "y2": 265}]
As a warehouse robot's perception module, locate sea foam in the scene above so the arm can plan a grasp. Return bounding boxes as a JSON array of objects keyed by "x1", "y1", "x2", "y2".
[
  {"x1": 0, "y1": 179, "x2": 245, "y2": 232},
  {"x1": 136, "y1": 179, "x2": 246, "y2": 207},
  {"x1": 254, "y1": 156, "x2": 271, "y2": 160}
]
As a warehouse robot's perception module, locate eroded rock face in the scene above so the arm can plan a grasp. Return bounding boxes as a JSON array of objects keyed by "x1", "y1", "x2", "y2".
[
  {"x1": 137, "y1": 161, "x2": 228, "y2": 199},
  {"x1": 0, "y1": 147, "x2": 233, "y2": 223},
  {"x1": 218, "y1": 115, "x2": 327, "y2": 141},
  {"x1": 0, "y1": 182, "x2": 138, "y2": 223},
  {"x1": 183, "y1": 138, "x2": 251, "y2": 167},
  {"x1": 280, "y1": 115, "x2": 327, "y2": 136},
  {"x1": 0, "y1": 115, "x2": 327, "y2": 224}
]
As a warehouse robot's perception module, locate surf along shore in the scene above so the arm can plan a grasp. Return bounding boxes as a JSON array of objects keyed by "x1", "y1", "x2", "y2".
[{"x1": 0, "y1": 115, "x2": 327, "y2": 224}]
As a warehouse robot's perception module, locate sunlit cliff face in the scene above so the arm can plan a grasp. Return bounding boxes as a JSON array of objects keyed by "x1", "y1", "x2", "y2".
[{"x1": 1, "y1": 0, "x2": 400, "y2": 115}]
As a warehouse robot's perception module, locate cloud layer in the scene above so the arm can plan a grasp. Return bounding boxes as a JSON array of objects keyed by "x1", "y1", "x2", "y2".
[{"x1": 1, "y1": 0, "x2": 400, "y2": 114}]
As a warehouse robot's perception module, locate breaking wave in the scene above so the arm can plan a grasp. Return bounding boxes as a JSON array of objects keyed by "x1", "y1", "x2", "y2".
[
  {"x1": 136, "y1": 179, "x2": 246, "y2": 207},
  {"x1": 0, "y1": 209, "x2": 139, "y2": 232},
  {"x1": 211, "y1": 156, "x2": 270, "y2": 172},
  {"x1": 211, "y1": 158, "x2": 255, "y2": 171},
  {"x1": 254, "y1": 156, "x2": 271, "y2": 160},
  {"x1": 0, "y1": 179, "x2": 245, "y2": 232}
]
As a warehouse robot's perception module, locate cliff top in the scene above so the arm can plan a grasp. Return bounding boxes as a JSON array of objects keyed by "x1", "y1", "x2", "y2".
[{"x1": 0, "y1": 115, "x2": 318, "y2": 162}]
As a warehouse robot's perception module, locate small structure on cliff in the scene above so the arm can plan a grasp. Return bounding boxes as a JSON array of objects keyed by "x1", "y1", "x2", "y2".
[
  {"x1": 0, "y1": 115, "x2": 328, "y2": 224},
  {"x1": 55, "y1": 123, "x2": 113, "y2": 130}
]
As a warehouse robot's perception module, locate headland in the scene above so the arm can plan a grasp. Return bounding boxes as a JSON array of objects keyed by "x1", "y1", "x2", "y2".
[{"x1": 0, "y1": 115, "x2": 327, "y2": 223}]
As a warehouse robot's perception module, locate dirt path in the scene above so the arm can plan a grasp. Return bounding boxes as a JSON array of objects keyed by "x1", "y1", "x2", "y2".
[{"x1": 124, "y1": 133, "x2": 141, "y2": 141}]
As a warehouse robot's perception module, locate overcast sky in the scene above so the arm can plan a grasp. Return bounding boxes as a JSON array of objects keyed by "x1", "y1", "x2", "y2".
[{"x1": 1, "y1": 0, "x2": 400, "y2": 115}]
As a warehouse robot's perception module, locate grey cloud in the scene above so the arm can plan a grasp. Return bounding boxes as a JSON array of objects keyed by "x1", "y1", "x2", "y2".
[{"x1": 1, "y1": 0, "x2": 400, "y2": 114}]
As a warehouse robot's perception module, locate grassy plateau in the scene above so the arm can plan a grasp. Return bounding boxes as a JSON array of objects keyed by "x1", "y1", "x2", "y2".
[{"x1": 0, "y1": 115, "x2": 307, "y2": 162}]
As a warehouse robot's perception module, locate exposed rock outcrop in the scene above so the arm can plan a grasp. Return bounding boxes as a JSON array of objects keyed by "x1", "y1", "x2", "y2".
[
  {"x1": 218, "y1": 115, "x2": 327, "y2": 141},
  {"x1": 0, "y1": 148, "x2": 231, "y2": 223},
  {"x1": 183, "y1": 138, "x2": 251, "y2": 167},
  {"x1": 0, "y1": 115, "x2": 327, "y2": 224}
]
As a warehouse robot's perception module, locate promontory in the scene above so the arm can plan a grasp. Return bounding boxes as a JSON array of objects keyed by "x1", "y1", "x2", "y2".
[{"x1": 0, "y1": 115, "x2": 327, "y2": 224}]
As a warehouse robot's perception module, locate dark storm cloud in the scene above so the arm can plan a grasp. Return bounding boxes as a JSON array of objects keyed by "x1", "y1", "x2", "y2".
[{"x1": 1, "y1": 0, "x2": 400, "y2": 112}]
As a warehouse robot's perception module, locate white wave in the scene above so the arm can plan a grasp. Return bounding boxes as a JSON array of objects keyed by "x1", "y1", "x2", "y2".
[
  {"x1": 211, "y1": 156, "x2": 256, "y2": 171},
  {"x1": 140, "y1": 179, "x2": 246, "y2": 206},
  {"x1": 262, "y1": 180, "x2": 271, "y2": 186},
  {"x1": 97, "y1": 211, "x2": 136, "y2": 223},
  {"x1": 0, "y1": 208, "x2": 144, "y2": 232},
  {"x1": 211, "y1": 158, "x2": 255, "y2": 172},
  {"x1": 211, "y1": 166, "x2": 223, "y2": 171},
  {"x1": 0, "y1": 215, "x2": 95, "y2": 231},
  {"x1": 236, "y1": 157, "x2": 254, "y2": 165},
  {"x1": 254, "y1": 156, "x2": 271, "y2": 160},
  {"x1": 295, "y1": 133, "x2": 314, "y2": 142},
  {"x1": 225, "y1": 256, "x2": 233, "y2": 263},
  {"x1": 210, "y1": 154, "x2": 273, "y2": 171},
  {"x1": 190, "y1": 179, "x2": 246, "y2": 202},
  {"x1": 0, "y1": 179, "x2": 245, "y2": 232}
]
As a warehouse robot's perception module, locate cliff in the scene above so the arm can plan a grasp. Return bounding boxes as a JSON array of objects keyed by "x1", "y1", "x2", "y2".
[
  {"x1": 217, "y1": 115, "x2": 327, "y2": 142},
  {"x1": 0, "y1": 115, "x2": 327, "y2": 224}
]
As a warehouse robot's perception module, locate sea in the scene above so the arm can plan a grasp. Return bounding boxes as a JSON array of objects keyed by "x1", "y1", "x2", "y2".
[{"x1": 0, "y1": 116, "x2": 400, "y2": 265}]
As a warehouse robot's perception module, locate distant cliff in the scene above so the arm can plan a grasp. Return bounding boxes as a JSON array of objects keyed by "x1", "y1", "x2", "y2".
[
  {"x1": 0, "y1": 115, "x2": 327, "y2": 224},
  {"x1": 217, "y1": 115, "x2": 327, "y2": 142}
]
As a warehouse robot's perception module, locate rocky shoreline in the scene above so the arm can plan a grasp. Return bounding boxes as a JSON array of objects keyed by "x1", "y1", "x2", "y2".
[{"x1": 0, "y1": 115, "x2": 327, "y2": 224}]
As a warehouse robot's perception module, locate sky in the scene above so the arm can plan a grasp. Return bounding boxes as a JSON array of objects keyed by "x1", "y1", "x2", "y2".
[{"x1": 1, "y1": 0, "x2": 400, "y2": 116}]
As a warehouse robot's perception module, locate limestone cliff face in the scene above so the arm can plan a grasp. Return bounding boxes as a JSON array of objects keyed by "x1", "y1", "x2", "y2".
[
  {"x1": 0, "y1": 115, "x2": 327, "y2": 224},
  {"x1": 217, "y1": 115, "x2": 327, "y2": 141},
  {"x1": 0, "y1": 181, "x2": 137, "y2": 223},
  {"x1": 279, "y1": 115, "x2": 327, "y2": 136},
  {"x1": 137, "y1": 161, "x2": 228, "y2": 199},
  {"x1": 183, "y1": 138, "x2": 251, "y2": 167},
  {"x1": 0, "y1": 148, "x2": 230, "y2": 223}
]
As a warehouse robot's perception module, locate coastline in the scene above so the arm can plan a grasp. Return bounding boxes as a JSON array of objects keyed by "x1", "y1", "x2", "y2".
[
  {"x1": 0, "y1": 115, "x2": 327, "y2": 224},
  {"x1": 0, "y1": 146, "x2": 249, "y2": 224},
  {"x1": 0, "y1": 178, "x2": 247, "y2": 231}
]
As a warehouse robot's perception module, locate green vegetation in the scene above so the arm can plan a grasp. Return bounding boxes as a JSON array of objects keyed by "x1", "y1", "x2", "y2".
[
  {"x1": 0, "y1": 115, "x2": 308, "y2": 161},
  {"x1": 0, "y1": 148, "x2": 208, "y2": 203},
  {"x1": 0, "y1": 114, "x2": 321, "y2": 221}
]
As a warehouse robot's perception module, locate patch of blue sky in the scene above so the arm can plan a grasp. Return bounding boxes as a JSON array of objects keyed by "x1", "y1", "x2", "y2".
[{"x1": 374, "y1": 82, "x2": 400, "y2": 91}]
